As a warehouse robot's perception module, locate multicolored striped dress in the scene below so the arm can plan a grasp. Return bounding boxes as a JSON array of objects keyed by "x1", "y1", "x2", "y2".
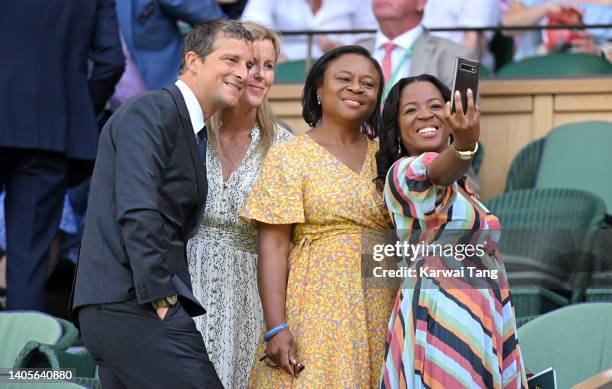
[{"x1": 380, "y1": 152, "x2": 528, "y2": 389}]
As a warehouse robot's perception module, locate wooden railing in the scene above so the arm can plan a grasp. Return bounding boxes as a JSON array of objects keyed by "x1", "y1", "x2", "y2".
[{"x1": 268, "y1": 77, "x2": 612, "y2": 199}]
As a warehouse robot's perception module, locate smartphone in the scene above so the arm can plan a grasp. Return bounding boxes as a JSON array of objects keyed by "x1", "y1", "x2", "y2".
[{"x1": 450, "y1": 57, "x2": 480, "y2": 114}]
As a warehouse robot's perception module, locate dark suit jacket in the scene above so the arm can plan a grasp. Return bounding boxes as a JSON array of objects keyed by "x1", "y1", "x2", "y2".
[
  {"x1": 72, "y1": 84, "x2": 207, "y2": 320},
  {"x1": 0, "y1": 0, "x2": 125, "y2": 161}
]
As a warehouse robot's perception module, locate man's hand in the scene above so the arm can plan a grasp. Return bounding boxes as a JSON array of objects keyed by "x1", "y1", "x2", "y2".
[{"x1": 156, "y1": 306, "x2": 169, "y2": 320}]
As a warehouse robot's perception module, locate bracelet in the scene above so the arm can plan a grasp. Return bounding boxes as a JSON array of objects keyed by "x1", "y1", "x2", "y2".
[
  {"x1": 449, "y1": 141, "x2": 478, "y2": 160},
  {"x1": 264, "y1": 323, "x2": 289, "y2": 342}
]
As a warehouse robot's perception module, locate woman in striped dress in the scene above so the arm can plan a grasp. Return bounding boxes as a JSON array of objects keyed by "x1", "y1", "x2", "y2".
[{"x1": 374, "y1": 74, "x2": 527, "y2": 389}]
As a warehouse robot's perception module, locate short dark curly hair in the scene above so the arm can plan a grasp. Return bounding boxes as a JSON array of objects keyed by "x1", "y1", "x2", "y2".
[{"x1": 301, "y1": 45, "x2": 384, "y2": 138}]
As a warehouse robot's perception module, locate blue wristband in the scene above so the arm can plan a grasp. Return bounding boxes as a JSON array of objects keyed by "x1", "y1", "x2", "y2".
[{"x1": 264, "y1": 322, "x2": 289, "y2": 342}]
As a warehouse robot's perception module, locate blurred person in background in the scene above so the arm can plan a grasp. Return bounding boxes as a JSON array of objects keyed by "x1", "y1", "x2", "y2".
[
  {"x1": 241, "y1": 0, "x2": 378, "y2": 61},
  {"x1": 359, "y1": 0, "x2": 477, "y2": 93},
  {"x1": 186, "y1": 22, "x2": 292, "y2": 389},
  {"x1": 0, "y1": 0, "x2": 124, "y2": 311},
  {"x1": 422, "y1": 0, "x2": 501, "y2": 68},
  {"x1": 502, "y1": 0, "x2": 612, "y2": 60},
  {"x1": 116, "y1": 0, "x2": 228, "y2": 91},
  {"x1": 217, "y1": 0, "x2": 249, "y2": 19}
]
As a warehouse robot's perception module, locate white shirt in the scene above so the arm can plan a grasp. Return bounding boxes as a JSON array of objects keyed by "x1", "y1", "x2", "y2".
[
  {"x1": 175, "y1": 79, "x2": 205, "y2": 136},
  {"x1": 241, "y1": 0, "x2": 377, "y2": 60},
  {"x1": 372, "y1": 25, "x2": 424, "y2": 84},
  {"x1": 422, "y1": 0, "x2": 500, "y2": 43}
]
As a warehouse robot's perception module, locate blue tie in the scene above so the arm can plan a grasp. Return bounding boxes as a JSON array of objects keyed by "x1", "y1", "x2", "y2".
[{"x1": 196, "y1": 127, "x2": 206, "y2": 162}]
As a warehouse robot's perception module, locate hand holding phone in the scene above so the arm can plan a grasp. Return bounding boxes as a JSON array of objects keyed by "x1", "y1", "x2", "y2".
[{"x1": 450, "y1": 57, "x2": 480, "y2": 115}]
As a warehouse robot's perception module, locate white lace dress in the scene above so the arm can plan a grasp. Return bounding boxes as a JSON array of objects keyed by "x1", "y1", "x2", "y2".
[{"x1": 187, "y1": 125, "x2": 293, "y2": 389}]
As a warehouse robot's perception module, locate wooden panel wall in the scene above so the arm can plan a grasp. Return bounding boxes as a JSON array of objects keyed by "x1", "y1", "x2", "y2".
[{"x1": 268, "y1": 78, "x2": 612, "y2": 199}]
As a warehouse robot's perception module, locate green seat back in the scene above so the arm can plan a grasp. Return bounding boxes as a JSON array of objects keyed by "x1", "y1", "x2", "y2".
[
  {"x1": 517, "y1": 303, "x2": 612, "y2": 388},
  {"x1": 496, "y1": 53, "x2": 612, "y2": 78},
  {"x1": 479, "y1": 65, "x2": 491, "y2": 79},
  {"x1": 484, "y1": 188, "x2": 606, "y2": 289},
  {"x1": 274, "y1": 59, "x2": 308, "y2": 84},
  {"x1": 0, "y1": 311, "x2": 63, "y2": 368},
  {"x1": 535, "y1": 121, "x2": 612, "y2": 214},
  {"x1": 505, "y1": 138, "x2": 545, "y2": 192},
  {"x1": 484, "y1": 188, "x2": 606, "y2": 231},
  {"x1": 471, "y1": 141, "x2": 484, "y2": 175},
  {"x1": 510, "y1": 288, "x2": 568, "y2": 318}
]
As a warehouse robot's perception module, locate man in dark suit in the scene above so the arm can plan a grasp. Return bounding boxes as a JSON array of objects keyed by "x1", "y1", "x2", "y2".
[
  {"x1": 0, "y1": 0, "x2": 124, "y2": 310},
  {"x1": 72, "y1": 20, "x2": 253, "y2": 388}
]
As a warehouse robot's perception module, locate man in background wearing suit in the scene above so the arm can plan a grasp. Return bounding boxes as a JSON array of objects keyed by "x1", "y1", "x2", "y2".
[
  {"x1": 0, "y1": 0, "x2": 124, "y2": 310},
  {"x1": 360, "y1": 0, "x2": 481, "y2": 191},
  {"x1": 116, "y1": 0, "x2": 227, "y2": 91},
  {"x1": 359, "y1": 0, "x2": 477, "y2": 92},
  {"x1": 72, "y1": 20, "x2": 253, "y2": 388}
]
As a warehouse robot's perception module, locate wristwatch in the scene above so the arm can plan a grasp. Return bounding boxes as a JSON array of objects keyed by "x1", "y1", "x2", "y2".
[
  {"x1": 151, "y1": 294, "x2": 178, "y2": 309},
  {"x1": 450, "y1": 142, "x2": 478, "y2": 160}
]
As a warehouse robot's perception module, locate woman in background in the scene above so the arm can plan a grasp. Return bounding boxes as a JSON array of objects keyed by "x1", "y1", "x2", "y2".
[
  {"x1": 186, "y1": 22, "x2": 292, "y2": 389},
  {"x1": 375, "y1": 75, "x2": 527, "y2": 389}
]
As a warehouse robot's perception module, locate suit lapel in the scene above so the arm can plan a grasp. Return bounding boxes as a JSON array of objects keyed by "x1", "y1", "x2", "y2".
[
  {"x1": 163, "y1": 84, "x2": 207, "y2": 226},
  {"x1": 410, "y1": 33, "x2": 432, "y2": 75}
]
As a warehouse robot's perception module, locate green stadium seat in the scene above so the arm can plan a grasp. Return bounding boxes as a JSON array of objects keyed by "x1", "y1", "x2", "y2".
[
  {"x1": 496, "y1": 53, "x2": 612, "y2": 78},
  {"x1": 484, "y1": 188, "x2": 607, "y2": 314},
  {"x1": 535, "y1": 121, "x2": 612, "y2": 216},
  {"x1": 485, "y1": 188, "x2": 606, "y2": 231},
  {"x1": 0, "y1": 311, "x2": 99, "y2": 387},
  {"x1": 517, "y1": 303, "x2": 612, "y2": 388},
  {"x1": 274, "y1": 59, "x2": 310, "y2": 84},
  {"x1": 479, "y1": 65, "x2": 491, "y2": 79},
  {"x1": 510, "y1": 288, "x2": 569, "y2": 318},
  {"x1": 14, "y1": 343, "x2": 97, "y2": 379},
  {"x1": 585, "y1": 271, "x2": 612, "y2": 303},
  {"x1": 505, "y1": 138, "x2": 545, "y2": 192},
  {"x1": 471, "y1": 141, "x2": 484, "y2": 175},
  {"x1": 0, "y1": 311, "x2": 66, "y2": 368}
]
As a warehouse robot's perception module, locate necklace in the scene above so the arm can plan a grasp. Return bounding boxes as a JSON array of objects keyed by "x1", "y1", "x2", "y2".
[{"x1": 218, "y1": 131, "x2": 251, "y2": 181}]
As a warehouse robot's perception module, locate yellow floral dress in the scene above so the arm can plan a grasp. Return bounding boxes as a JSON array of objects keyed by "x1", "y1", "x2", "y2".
[{"x1": 241, "y1": 134, "x2": 395, "y2": 388}]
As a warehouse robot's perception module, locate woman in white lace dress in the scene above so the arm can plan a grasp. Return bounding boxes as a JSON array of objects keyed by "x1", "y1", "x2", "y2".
[{"x1": 186, "y1": 22, "x2": 293, "y2": 389}]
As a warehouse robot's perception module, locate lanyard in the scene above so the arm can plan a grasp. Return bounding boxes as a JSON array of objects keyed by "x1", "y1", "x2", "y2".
[{"x1": 383, "y1": 45, "x2": 414, "y2": 100}]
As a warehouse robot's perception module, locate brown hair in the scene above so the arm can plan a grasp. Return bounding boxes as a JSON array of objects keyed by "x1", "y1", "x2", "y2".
[
  {"x1": 207, "y1": 21, "x2": 282, "y2": 157},
  {"x1": 179, "y1": 19, "x2": 253, "y2": 74}
]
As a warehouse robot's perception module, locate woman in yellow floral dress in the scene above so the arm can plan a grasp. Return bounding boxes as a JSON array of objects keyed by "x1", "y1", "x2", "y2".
[{"x1": 241, "y1": 45, "x2": 395, "y2": 388}]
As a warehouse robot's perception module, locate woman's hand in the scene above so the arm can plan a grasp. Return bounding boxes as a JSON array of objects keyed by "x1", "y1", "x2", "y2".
[
  {"x1": 442, "y1": 89, "x2": 480, "y2": 151},
  {"x1": 256, "y1": 222, "x2": 295, "y2": 374},
  {"x1": 426, "y1": 89, "x2": 480, "y2": 186},
  {"x1": 265, "y1": 329, "x2": 299, "y2": 376}
]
